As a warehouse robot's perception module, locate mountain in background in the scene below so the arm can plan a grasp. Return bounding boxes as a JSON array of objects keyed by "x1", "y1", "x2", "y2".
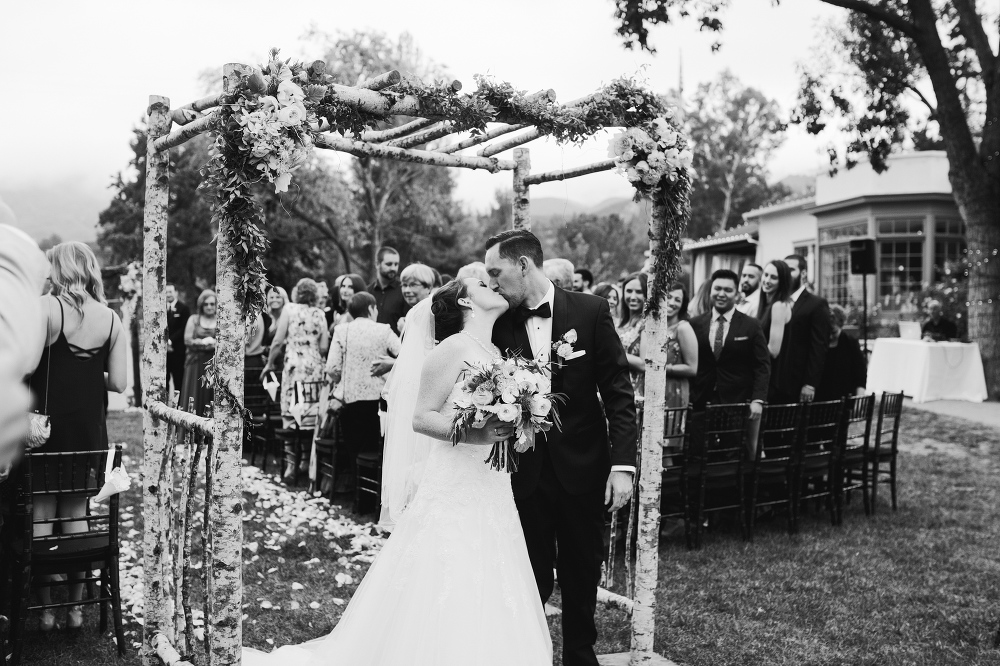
[
  {"x1": 777, "y1": 174, "x2": 816, "y2": 199},
  {"x1": 0, "y1": 181, "x2": 112, "y2": 242}
]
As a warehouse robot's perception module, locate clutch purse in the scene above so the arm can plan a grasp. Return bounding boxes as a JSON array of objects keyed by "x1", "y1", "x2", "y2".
[{"x1": 25, "y1": 342, "x2": 52, "y2": 449}]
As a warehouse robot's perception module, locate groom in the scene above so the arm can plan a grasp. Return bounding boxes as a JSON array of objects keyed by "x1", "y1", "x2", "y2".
[{"x1": 486, "y1": 230, "x2": 638, "y2": 666}]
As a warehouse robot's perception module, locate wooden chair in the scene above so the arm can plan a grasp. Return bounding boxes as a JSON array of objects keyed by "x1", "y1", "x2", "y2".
[
  {"x1": 659, "y1": 406, "x2": 693, "y2": 548},
  {"x1": 688, "y1": 403, "x2": 751, "y2": 548},
  {"x1": 314, "y1": 408, "x2": 342, "y2": 501},
  {"x1": 244, "y1": 390, "x2": 274, "y2": 471},
  {"x1": 791, "y1": 399, "x2": 846, "y2": 533},
  {"x1": 276, "y1": 380, "x2": 323, "y2": 485},
  {"x1": 5, "y1": 448, "x2": 126, "y2": 664},
  {"x1": 837, "y1": 394, "x2": 876, "y2": 521},
  {"x1": 355, "y1": 452, "x2": 382, "y2": 516},
  {"x1": 870, "y1": 391, "x2": 905, "y2": 513},
  {"x1": 747, "y1": 402, "x2": 804, "y2": 539}
]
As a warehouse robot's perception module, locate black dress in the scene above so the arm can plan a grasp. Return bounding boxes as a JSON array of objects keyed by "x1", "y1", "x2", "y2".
[
  {"x1": 28, "y1": 300, "x2": 112, "y2": 454},
  {"x1": 816, "y1": 332, "x2": 868, "y2": 401}
]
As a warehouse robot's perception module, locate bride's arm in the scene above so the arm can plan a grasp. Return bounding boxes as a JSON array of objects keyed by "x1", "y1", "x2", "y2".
[{"x1": 412, "y1": 339, "x2": 509, "y2": 446}]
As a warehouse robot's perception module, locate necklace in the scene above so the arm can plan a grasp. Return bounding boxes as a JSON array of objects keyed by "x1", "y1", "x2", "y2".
[{"x1": 462, "y1": 331, "x2": 501, "y2": 358}]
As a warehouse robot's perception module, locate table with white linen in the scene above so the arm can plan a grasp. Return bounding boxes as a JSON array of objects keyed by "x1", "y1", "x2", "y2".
[{"x1": 866, "y1": 339, "x2": 988, "y2": 403}]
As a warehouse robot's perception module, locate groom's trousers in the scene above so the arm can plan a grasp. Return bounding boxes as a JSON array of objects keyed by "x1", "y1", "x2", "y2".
[{"x1": 515, "y1": 453, "x2": 606, "y2": 666}]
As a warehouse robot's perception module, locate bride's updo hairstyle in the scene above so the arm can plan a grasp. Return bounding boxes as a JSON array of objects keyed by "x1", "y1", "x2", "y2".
[{"x1": 430, "y1": 279, "x2": 470, "y2": 343}]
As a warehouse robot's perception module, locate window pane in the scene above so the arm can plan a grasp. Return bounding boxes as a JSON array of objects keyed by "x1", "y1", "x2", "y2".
[
  {"x1": 934, "y1": 238, "x2": 967, "y2": 282},
  {"x1": 820, "y1": 246, "x2": 864, "y2": 307},
  {"x1": 879, "y1": 239, "x2": 924, "y2": 310},
  {"x1": 877, "y1": 217, "x2": 925, "y2": 236},
  {"x1": 819, "y1": 221, "x2": 868, "y2": 243}
]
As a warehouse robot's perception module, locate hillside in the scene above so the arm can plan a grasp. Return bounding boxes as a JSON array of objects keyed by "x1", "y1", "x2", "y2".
[{"x1": 0, "y1": 182, "x2": 111, "y2": 242}]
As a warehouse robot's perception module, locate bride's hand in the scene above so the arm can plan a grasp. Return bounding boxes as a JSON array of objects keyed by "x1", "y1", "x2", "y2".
[{"x1": 465, "y1": 415, "x2": 515, "y2": 446}]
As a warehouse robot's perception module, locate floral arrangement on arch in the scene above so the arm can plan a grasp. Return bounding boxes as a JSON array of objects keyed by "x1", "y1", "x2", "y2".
[{"x1": 608, "y1": 116, "x2": 694, "y2": 199}]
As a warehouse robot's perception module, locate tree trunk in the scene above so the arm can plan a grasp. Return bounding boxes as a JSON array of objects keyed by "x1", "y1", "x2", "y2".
[
  {"x1": 513, "y1": 148, "x2": 531, "y2": 230},
  {"x1": 140, "y1": 94, "x2": 173, "y2": 666},
  {"x1": 207, "y1": 63, "x2": 249, "y2": 666}
]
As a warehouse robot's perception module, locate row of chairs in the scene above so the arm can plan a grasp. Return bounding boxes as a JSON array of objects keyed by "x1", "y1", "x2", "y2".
[
  {"x1": 657, "y1": 392, "x2": 904, "y2": 548},
  {"x1": 0, "y1": 448, "x2": 127, "y2": 664}
]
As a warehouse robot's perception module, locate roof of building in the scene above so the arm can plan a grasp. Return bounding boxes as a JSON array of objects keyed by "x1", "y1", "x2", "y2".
[
  {"x1": 683, "y1": 221, "x2": 759, "y2": 251},
  {"x1": 742, "y1": 195, "x2": 816, "y2": 221}
]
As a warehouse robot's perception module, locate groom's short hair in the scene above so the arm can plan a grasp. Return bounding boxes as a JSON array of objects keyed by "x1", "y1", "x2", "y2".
[{"x1": 485, "y1": 229, "x2": 543, "y2": 268}]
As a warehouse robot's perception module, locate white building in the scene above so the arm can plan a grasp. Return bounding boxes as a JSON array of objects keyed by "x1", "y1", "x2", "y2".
[{"x1": 684, "y1": 151, "x2": 964, "y2": 316}]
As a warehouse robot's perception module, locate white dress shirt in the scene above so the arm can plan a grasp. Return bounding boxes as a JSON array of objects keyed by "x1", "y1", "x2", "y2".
[
  {"x1": 524, "y1": 282, "x2": 555, "y2": 367},
  {"x1": 709, "y1": 306, "x2": 736, "y2": 354},
  {"x1": 736, "y1": 288, "x2": 760, "y2": 317},
  {"x1": 790, "y1": 284, "x2": 807, "y2": 304}
]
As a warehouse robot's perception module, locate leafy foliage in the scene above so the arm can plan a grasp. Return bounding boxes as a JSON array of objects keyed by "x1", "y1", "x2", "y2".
[{"x1": 552, "y1": 212, "x2": 649, "y2": 283}]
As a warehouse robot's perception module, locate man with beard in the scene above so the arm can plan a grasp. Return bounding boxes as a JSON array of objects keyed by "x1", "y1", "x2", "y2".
[
  {"x1": 735, "y1": 262, "x2": 763, "y2": 317},
  {"x1": 165, "y1": 283, "x2": 190, "y2": 396},
  {"x1": 367, "y1": 246, "x2": 408, "y2": 337},
  {"x1": 772, "y1": 254, "x2": 830, "y2": 404}
]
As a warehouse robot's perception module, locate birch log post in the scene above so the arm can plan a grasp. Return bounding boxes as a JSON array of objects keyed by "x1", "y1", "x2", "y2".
[
  {"x1": 512, "y1": 148, "x2": 531, "y2": 230},
  {"x1": 141, "y1": 94, "x2": 173, "y2": 666},
  {"x1": 629, "y1": 206, "x2": 671, "y2": 664},
  {"x1": 207, "y1": 63, "x2": 249, "y2": 666}
]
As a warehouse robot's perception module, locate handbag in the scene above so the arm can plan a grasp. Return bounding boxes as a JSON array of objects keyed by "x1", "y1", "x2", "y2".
[
  {"x1": 25, "y1": 342, "x2": 52, "y2": 449},
  {"x1": 328, "y1": 325, "x2": 349, "y2": 413}
]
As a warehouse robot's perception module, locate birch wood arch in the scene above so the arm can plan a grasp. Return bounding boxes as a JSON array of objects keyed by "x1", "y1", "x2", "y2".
[{"x1": 140, "y1": 58, "x2": 690, "y2": 666}]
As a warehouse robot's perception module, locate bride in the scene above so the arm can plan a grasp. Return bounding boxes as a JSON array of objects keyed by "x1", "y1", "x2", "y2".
[{"x1": 243, "y1": 278, "x2": 553, "y2": 665}]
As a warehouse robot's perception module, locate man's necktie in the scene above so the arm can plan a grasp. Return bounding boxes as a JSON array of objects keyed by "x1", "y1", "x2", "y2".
[
  {"x1": 513, "y1": 302, "x2": 551, "y2": 325},
  {"x1": 713, "y1": 314, "x2": 726, "y2": 359}
]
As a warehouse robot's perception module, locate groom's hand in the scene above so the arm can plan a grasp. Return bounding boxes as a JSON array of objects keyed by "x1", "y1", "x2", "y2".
[{"x1": 605, "y1": 471, "x2": 634, "y2": 512}]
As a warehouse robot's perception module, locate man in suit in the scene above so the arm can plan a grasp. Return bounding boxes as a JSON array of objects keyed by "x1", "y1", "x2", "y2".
[
  {"x1": 165, "y1": 284, "x2": 190, "y2": 396},
  {"x1": 770, "y1": 254, "x2": 830, "y2": 404},
  {"x1": 690, "y1": 269, "x2": 770, "y2": 417},
  {"x1": 486, "y1": 230, "x2": 637, "y2": 666}
]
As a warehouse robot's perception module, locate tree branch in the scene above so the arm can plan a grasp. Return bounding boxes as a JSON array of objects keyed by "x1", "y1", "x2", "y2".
[
  {"x1": 907, "y1": 83, "x2": 938, "y2": 114},
  {"x1": 951, "y1": 0, "x2": 998, "y2": 87},
  {"x1": 818, "y1": 0, "x2": 918, "y2": 38}
]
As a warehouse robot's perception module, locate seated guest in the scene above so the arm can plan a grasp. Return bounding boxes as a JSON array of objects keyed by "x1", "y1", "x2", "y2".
[
  {"x1": 817, "y1": 305, "x2": 868, "y2": 401},
  {"x1": 921, "y1": 299, "x2": 958, "y2": 341},
  {"x1": 690, "y1": 270, "x2": 769, "y2": 417},
  {"x1": 542, "y1": 257, "x2": 574, "y2": 290}
]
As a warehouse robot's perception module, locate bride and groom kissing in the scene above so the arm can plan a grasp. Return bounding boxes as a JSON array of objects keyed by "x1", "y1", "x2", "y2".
[{"x1": 245, "y1": 230, "x2": 638, "y2": 666}]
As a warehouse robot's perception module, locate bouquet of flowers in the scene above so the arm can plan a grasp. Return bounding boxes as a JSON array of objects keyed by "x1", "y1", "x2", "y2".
[
  {"x1": 450, "y1": 354, "x2": 565, "y2": 472},
  {"x1": 607, "y1": 115, "x2": 694, "y2": 199}
]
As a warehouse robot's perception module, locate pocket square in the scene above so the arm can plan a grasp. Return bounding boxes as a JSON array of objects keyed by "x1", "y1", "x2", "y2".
[
  {"x1": 565, "y1": 350, "x2": 586, "y2": 360},
  {"x1": 733, "y1": 336, "x2": 749, "y2": 341}
]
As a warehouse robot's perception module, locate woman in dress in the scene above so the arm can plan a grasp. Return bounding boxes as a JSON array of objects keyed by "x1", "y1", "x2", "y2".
[
  {"x1": 243, "y1": 278, "x2": 551, "y2": 665},
  {"x1": 179, "y1": 289, "x2": 217, "y2": 416},
  {"x1": 262, "y1": 286, "x2": 287, "y2": 349},
  {"x1": 29, "y1": 242, "x2": 127, "y2": 630},
  {"x1": 397, "y1": 263, "x2": 435, "y2": 335},
  {"x1": 262, "y1": 278, "x2": 330, "y2": 429},
  {"x1": 593, "y1": 282, "x2": 621, "y2": 327},
  {"x1": 330, "y1": 274, "x2": 366, "y2": 332},
  {"x1": 662, "y1": 282, "x2": 698, "y2": 410},
  {"x1": 757, "y1": 260, "x2": 793, "y2": 400},
  {"x1": 617, "y1": 272, "x2": 648, "y2": 408}
]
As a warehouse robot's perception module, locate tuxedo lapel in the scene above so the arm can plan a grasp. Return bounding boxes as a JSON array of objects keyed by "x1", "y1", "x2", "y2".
[
  {"x1": 550, "y1": 288, "x2": 570, "y2": 394},
  {"x1": 511, "y1": 316, "x2": 532, "y2": 360}
]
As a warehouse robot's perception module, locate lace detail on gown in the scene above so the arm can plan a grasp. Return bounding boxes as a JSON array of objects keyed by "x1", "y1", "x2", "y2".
[{"x1": 243, "y1": 382, "x2": 552, "y2": 666}]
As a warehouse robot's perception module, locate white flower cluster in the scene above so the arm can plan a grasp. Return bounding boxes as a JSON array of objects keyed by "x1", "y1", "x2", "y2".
[
  {"x1": 118, "y1": 261, "x2": 141, "y2": 299},
  {"x1": 607, "y1": 117, "x2": 693, "y2": 191},
  {"x1": 237, "y1": 72, "x2": 314, "y2": 193}
]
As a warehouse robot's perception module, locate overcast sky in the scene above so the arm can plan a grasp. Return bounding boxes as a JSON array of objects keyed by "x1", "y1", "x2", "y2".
[{"x1": 2, "y1": 0, "x2": 852, "y2": 237}]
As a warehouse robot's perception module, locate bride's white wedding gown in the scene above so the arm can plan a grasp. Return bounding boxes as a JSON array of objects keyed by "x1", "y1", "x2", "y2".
[{"x1": 243, "y1": 381, "x2": 552, "y2": 665}]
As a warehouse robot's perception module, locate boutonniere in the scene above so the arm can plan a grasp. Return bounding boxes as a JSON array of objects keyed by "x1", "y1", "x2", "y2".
[{"x1": 552, "y1": 329, "x2": 586, "y2": 367}]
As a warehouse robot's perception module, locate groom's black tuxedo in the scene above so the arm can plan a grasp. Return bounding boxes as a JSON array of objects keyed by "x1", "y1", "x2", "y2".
[{"x1": 493, "y1": 285, "x2": 637, "y2": 666}]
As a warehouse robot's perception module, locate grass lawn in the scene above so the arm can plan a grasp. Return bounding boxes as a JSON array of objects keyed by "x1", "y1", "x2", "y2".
[{"x1": 11, "y1": 408, "x2": 1000, "y2": 665}]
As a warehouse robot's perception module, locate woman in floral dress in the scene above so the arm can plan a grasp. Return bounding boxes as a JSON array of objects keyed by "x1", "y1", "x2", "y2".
[{"x1": 262, "y1": 278, "x2": 330, "y2": 428}]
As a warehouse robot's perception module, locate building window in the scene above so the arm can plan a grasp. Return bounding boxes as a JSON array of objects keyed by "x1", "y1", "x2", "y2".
[
  {"x1": 819, "y1": 221, "x2": 868, "y2": 243},
  {"x1": 877, "y1": 217, "x2": 925, "y2": 236},
  {"x1": 820, "y1": 246, "x2": 864, "y2": 307},
  {"x1": 934, "y1": 239, "x2": 967, "y2": 282},
  {"x1": 935, "y1": 218, "x2": 964, "y2": 236},
  {"x1": 879, "y1": 240, "x2": 924, "y2": 311}
]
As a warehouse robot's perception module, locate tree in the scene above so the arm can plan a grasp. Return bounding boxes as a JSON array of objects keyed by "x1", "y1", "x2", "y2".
[
  {"x1": 306, "y1": 29, "x2": 470, "y2": 275},
  {"x1": 552, "y1": 212, "x2": 650, "y2": 283},
  {"x1": 613, "y1": 0, "x2": 1000, "y2": 398},
  {"x1": 683, "y1": 71, "x2": 789, "y2": 239}
]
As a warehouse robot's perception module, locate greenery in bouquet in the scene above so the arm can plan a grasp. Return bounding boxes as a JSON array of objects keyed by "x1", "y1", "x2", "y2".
[{"x1": 450, "y1": 355, "x2": 566, "y2": 473}]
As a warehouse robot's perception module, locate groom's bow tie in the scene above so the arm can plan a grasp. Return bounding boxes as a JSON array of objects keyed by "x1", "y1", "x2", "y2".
[{"x1": 513, "y1": 302, "x2": 551, "y2": 324}]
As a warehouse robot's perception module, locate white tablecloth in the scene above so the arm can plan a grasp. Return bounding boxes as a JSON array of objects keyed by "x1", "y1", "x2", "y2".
[{"x1": 866, "y1": 339, "x2": 988, "y2": 403}]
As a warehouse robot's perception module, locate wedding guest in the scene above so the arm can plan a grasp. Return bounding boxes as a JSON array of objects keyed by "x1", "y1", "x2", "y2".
[
  {"x1": 28, "y1": 241, "x2": 127, "y2": 630},
  {"x1": 921, "y1": 299, "x2": 958, "y2": 341},
  {"x1": 617, "y1": 272, "x2": 649, "y2": 408},
  {"x1": 593, "y1": 283, "x2": 621, "y2": 327},
  {"x1": 244, "y1": 311, "x2": 268, "y2": 412},
  {"x1": 573, "y1": 268, "x2": 594, "y2": 294},
  {"x1": 771, "y1": 254, "x2": 830, "y2": 404},
  {"x1": 263, "y1": 285, "x2": 287, "y2": 349},
  {"x1": 662, "y1": 282, "x2": 699, "y2": 411},
  {"x1": 316, "y1": 280, "x2": 334, "y2": 328},
  {"x1": 180, "y1": 289, "x2": 218, "y2": 416},
  {"x1": 735, "y1": 263, "x2": 763, "y2": 316},
  {"x1": 326, "y1": 292, "x2": 400, "y2": 491},
  {"x1": 0, "y1": 225, "x2": 48, "y2": 467},
  {"x1": 455, "y1": 261, "x2": 489, "y2": 283},
  {"x1": 165, "y1": 283, "x2": 190, "y2": 396},
  {"x1": 817, "y1": 305, "x2": 868, "y2": 401},
  {"x1": 368, "y1": 246, "x2": 408, "y2": 336},
  {"x1": 756, "y1": 260, "x2": 794, "y2": 402},
  {"x1": 542, "y1": 257, "x2": 574, "y2": 290},
  {"x1": 430, "y1": 266, "x2": 444, "y2": 288},
  {"x1": 398, "y1": 263, "x2": 436, "y2": 334},
  {"x1": 689, "y1": 269, "x2": 769, "y2": 420},
  {"x1": 687, "y1": 278, "x2": 714, "y2": 318},
  {"x1": 263, "y1": 278, "x2": 330, "y2": 431},
  {"x1": 331, "y1": 274, "x2": 366, "y2": 331}
]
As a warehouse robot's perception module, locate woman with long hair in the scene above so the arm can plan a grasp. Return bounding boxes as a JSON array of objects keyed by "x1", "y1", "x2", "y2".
[
  {"x1": 758, "y1": 259, "x2": 793, "y2": 358},
  {"x1": 331, "y1": 274, "x2": 366, "y2": 331},
  {"x1": 661, "y1": 281, "x2": 699, "y2": 411},
  {"x1": 29, "y1": 241, "x2": 127, "y2": 630},
  {"x1": 617, "y1": 272, "x2": 649, "y2": 406},
  {"x1": 179, "y1": 289, "x2": 218, "y2": 416},
  {"x1": 593, "y1": 282, "x2": 621, "y2": 327}
]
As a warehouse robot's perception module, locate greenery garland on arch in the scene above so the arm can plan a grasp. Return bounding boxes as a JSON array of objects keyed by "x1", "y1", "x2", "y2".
[{"x1": 200, "y1": 49, "x2": 694, "y2": 321}]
